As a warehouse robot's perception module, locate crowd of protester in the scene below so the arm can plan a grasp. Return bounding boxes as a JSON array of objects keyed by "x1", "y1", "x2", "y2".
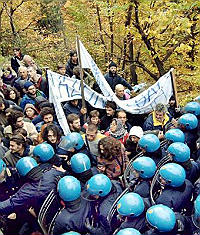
[{"x1": 0, "y1": 47, "x2": 199, "y2": 235}]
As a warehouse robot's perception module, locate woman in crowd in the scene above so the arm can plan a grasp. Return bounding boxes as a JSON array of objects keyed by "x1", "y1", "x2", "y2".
[
  {"x1": 105, "y1": 118, "x2": 129, "y2": 145},
  {"x1": 5, "y1": 86, "x2": 21, "y2": 105},
  {"x1": 97, "y1": 136, "x2": 129, "y2": 181}
]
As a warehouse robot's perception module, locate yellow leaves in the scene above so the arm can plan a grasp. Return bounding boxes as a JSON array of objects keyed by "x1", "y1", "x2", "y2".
[{"x1": 175, "y1": 43, "x2": 192, "y2": 55}]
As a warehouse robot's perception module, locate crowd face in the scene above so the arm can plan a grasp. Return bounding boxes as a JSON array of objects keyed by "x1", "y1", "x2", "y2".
[
  {"x1": 27, "y1": 85, "x2": 36, "y2": 95},
  {"x1": 27, "y1": 67, "x2": 37, "y2": 79},
  {"x1": 43, "y1": 114, "x2": 54, "y2": 124},
  {"x1": 0, "y1": 103, "x2": 5, "y2": 111},
  {"x1": 16, "y1": 117, "x2": 24, "y2": 128},
  {"x1": 110, "y1": 120, "x2": 117, "y2": 133},
  {"x1": 19, "y1": 67, "x2": 28, "y2": 79},
  {"x1": 25, "y1": 108, "x2": 35, "y2": 118},
  {"x1": 115, "y1": 87, "x2": 125, "y2": 99},
  {"x1": 71, "y1": 99, "x2": 79, "y2": 107},
  {"x1": 169, "y1": 99, "x2": 176, "y2": 107},
  {"x1": 58, "y1": 67, "x2": 66, "y2": 75},
  {"x1": 71, "y1": 54, "x2": 78, "y2": 64},
  {"x1": 109, "y1": 66, "x2": 117, "y2": 74},
  {"x1": 13, "y1": 49, "x2": 21, "y2": 57},
  {"x1": 106, "y1": 107, "x2": 115, "y2": 117},
  {"x1": 47, "y1": 130, "x2": 57, "y2": 144},
  {"x1": 86, "y1": 130, "x2": 97, "y2": 142},
  {"x1": 117, "y1": 112, "x2": 127, "y2": 125},
  {"x1": 130, "y1": 135, "x2": 140, "y2": 143},
  {"x1": 9, "y1": 141, "x2": 22, "y2": 154},
  {"x1": 90, "y1": 116, "x2": 99, "y2": 125},
  {"x1": 155, "y1": 111, "x2": 165, "y2": 122},
  {"x1": 71, "y1": 118, "x2": 81, "y2": 132},
  {"x1": 9, "y1": 90, "x2": 16, "y2": 100}
]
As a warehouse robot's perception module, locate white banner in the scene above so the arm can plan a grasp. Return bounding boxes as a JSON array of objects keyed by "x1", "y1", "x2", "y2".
[
  {"x1": 48, "y1": 41, "x2": 174, "y2": 134},
  {"x1": 79, "y1": 40, "x2": 173, "y2": 114}
]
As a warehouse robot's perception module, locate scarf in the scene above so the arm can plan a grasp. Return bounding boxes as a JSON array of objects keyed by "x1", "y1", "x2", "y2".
[{"x1": 109, "y1": 118, "x2": 127, "y2": 139}]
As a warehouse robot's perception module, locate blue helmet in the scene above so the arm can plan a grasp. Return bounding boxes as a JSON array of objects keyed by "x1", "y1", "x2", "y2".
[
  {"x1": 117, "y1": 193, "x2": 144, "y2": 217},
  {"x1": 0, "y1": 159, "x2": 6, "y2": 174},
  {"x1": 167, "y1": 142, "x2": 190, "y2": 162},
  {"x1": 116, "y1": 228, "x2": 141, "y2": 235},
  {"x1": 193, "y1": 195, "x2": 200, "y2": 228},
  {"x1": 61, "y1": 232, "x2": 81, "y2": 235},
  {"x1": 86, "y1": 174, "x2": 112, "y2": 197},
  {"x1": 138, "y1": 134, "x2": 160, "y2": 153},
  {"x1": 58, "y1": 176, "x2": 81, "y2": 202},
  {"x1": 132, "y1": 156, "x2": 156, "y2": 179},
  {"x1": 146, "y1": 204, "x2": 176, "y2": 232},
  {"x1": 70, "y1": 153, "x2": 91, "y2": 173},
  {"x1": 58, "y1": 132, "x2": 84, "y2": 151},
  {"x1": 178, "y1": 113, "x2": 198, "y2": 130},
  {"x1": 33, "y1": 143, "x2": 55, "y2": 162},
  {"x1": 184, "y1": 101, "x2": 200, "y2": 116},
  {"x1": 165, "y1": 128, "x2": 185, "y2": 143},
  {"x1": 16, "y1": 157, "x2": 38, "y2": 176},
  {"x1": 159, "y1": 163, "x2": 186, "y2": 187}
]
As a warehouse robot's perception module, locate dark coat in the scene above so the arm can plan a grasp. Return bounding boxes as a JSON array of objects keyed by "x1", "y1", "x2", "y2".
[
  {"x1": 89, "y1": 181, "x2": 123, "y2": 235},
  {"x1": 65, "y1": 59, "x2": 78, "y2": 78},
  {"x1": 52, "y1": 198, "x2": 92, "y2": 235},
  {"x1": 0, "y1": 168, "x2": 64, "y2": 215},
  {"x1": 11, "y1": 54, "x2": 24, "y2": 74},
  {"x1": 155, "y1": 179, "x2": 193, "y2": 212},
  {"x1": 104, "y1": 71, "x2": 133, "y2": 91}
]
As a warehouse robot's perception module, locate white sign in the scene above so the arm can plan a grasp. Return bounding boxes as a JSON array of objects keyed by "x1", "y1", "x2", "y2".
[{"x1": 48, "y1": 41, "x2": 174, "y2": 134}]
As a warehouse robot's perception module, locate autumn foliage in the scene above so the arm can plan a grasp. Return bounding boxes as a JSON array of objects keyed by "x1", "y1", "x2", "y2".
[{"x1": 0, "y1": 0, "x2": 199, "y2": 103}]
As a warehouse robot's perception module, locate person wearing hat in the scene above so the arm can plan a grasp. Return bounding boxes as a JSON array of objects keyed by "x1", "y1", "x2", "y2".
[
  {"x1": 125, "y1": 126, "x2": 143, "y2": 160},
  {"x1": 20, "y1": 81, "x2": 46, "y2": 110},
  {"x1": 104, "y1": 61, "x2": 134, "y2": 92}
]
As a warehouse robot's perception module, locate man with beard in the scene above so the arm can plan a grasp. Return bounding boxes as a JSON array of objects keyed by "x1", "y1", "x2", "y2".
[
  {"x1": 104, "y1": 61, "x2": 133, "y2": 92},
  {"x1": 3, "y1": 135, "x2": 35, "y2": 167},
  {"x1": 35, "y1": 107, "x2": 61, "y2": 132},
  {"x1": 20, "y1": 81, "x2": 46, "y2": 110},
  {"x1": 100, "y1": 101, "x2": 117, "y2": 133},
  {"x1": 3, "y1": 110, "x2": 38, "y2": 142},
  {"x1": 67, "y1": 113, "x2": 82, "y2": 133}
]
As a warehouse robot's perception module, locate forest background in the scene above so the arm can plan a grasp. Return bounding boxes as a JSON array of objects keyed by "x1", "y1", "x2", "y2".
[{"x1": 0, "y1": 0, "x2": 199, "y2": 104}]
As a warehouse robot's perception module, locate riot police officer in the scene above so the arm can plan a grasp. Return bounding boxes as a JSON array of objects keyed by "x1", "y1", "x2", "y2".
[
  {"x1": 155, "y1": 163, "x2": 193, "y2": 212},
  {"x1": 70, "y1": 153, "x2": 98, "y2": 186},
  {"x1": 168, "y1": 142, "x2": 200, "y2": 183},
  {"x1": 115, "y1": 192, "x2": 148, "y2": 233},
  {"x1": 130, "y1": 156, "x2": 157, "y2": 198},
  {"x1": 145, "y1": 204, "x2": 176, "y2": 235},
  {"x1": 164, "y1": 128, "x2": 185, "y2": 145},
  {"x1": 0, "y1": 159, "x2": 26, "y2": 235},
  {"x1": 138, "y1": 134, "x2": 164, "y2": 165},
  {"x1": 178, "y1": 113, "x2": 198, "y2": 158},
  {"x1": 59, "y1": 132, "x2": 97, "y2": 167},
  {"x1": 0, "y1": 157, "x2": 64, "y2": 215},
  {"x1": 33, "y1": 142, "x2": 62, "y2": 168},
  {"x1": 52, "y1": 176, "x2": 91, "y2": 235},
  {"x1": 84, "y1": 174, "x2": 123, "y2": 235}
]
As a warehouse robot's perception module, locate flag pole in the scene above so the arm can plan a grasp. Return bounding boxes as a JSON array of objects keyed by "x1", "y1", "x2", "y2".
[
  {"x1": 170, "y1": 68, "x2": 179, "y2": 108},
  {"x1": 76, "y1": 36, "x2": 87, "y2": 122}
]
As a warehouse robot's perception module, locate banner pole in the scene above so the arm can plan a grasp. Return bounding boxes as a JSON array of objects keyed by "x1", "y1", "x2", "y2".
[
  {"x1": 76, "y1": 36, "x2": 87, "y2": 122},
  {"x1": 170, "y1": 68, "x2": 179, "y2": 108}
]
